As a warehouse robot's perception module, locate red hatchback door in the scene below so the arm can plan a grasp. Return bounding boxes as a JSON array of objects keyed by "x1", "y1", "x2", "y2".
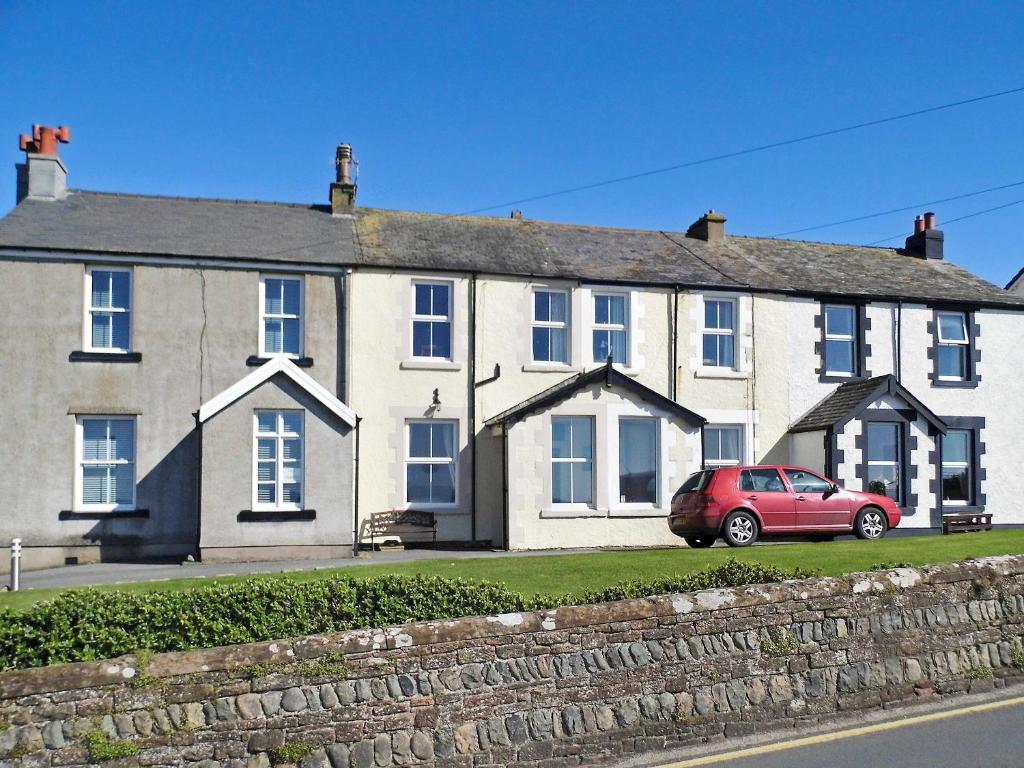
[
  {"x1": 783, "y1": 467, "x2": 851, "y2": 529},
  {"x1": 737, "y1": 467, "x2": 794, "y2": 531}
]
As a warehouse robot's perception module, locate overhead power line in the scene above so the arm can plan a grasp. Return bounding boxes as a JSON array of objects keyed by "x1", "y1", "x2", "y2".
[
  {"x1": 772, "y1": 179, "x2": 1024, "y2": 237},
  {"x1": 866, "y1": 197, "x2": 1024, "y2": 245},
  {"x1": 461, "y1": 85, "x2": 1024, "y2": 215}
]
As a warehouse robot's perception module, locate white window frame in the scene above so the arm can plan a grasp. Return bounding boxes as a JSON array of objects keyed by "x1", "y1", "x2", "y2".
[
  {"x1": 551, "y1": 416, "x2": 595, "y2": 508},
  {"x1": 83, "y1": 267, "x2": 132, "y2": 353},
  {"x1": 936, "y1": 311, "x2": 969, "y2": 381},
  {"x1": 592, "y1": 291, "x2": 630, "y2": 365},
  {"x1": 616, "y1": 416, "x2": 660, "y2": 507},
  {"x1": 404, "y1": 419, "x2": 459, "y2": 508},
  {"x1": 866, "y1": 422, "x2": 902, "y2": 503},
  {"x1": 704, "y1": 425, "x2": 744, "y2": 468},
  {"x1": 258, "y1": 275, "x2": 304, "y2": 358},
  {"x1": 411, "y1": 281, "x2": 454, "y2": 361},
  {"x1": 532, "y1": 288, "x2": 571, "y2": 365},
  {"x1": 941, "y1": 429, "x2": 972, "y2": 507},
  {"x1": 74, "y1": 415, "x2": 136, "y2": 512},
  {"x1": 702, "y1": 297, "x2": 737, "y2": 369},
  {"x1": 253, "y1": 410, "x2": 304, "y2": 511},
  {"x1": 824, "y1": 304, "x2": 857, "y2": 377}
]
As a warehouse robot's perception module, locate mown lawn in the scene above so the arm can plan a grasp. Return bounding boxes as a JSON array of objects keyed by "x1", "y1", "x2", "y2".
[{"x1": 2, "y1": 530, "x2": 1023, "y2": 614}]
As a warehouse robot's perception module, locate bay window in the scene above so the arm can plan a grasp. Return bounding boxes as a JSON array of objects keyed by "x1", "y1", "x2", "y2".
[
  {"x1": 618, "y1": 418, "x2": 658, "y2": 504},
  {"x1": 551, "y1": 416, "x2": 594, "y2": 505}
]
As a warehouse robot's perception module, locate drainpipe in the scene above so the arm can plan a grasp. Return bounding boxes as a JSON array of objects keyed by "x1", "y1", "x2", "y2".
[
  {"x1": 468, "y1": 274, "x2": 478, "y2": 544},
  {"x1": 671, "y1": 286, "x2": 679, "y2": 401},
  {"x1": 353, "y1": 416, "x2": 362, "y2": 556},
  {"x1": 193, "y1": 410, "x2": 203, "y2": 561},
  {"x1": 501, "y1": 426, "x2": 510, "y2": 550},
  {"x1": 895, "y1": 301, "x2": 903, "y2": 382}
]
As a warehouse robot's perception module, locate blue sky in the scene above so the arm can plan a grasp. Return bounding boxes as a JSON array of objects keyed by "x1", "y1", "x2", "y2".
[{"x1": 2, "y1": 1, "x2": 1023, "y2": 284}]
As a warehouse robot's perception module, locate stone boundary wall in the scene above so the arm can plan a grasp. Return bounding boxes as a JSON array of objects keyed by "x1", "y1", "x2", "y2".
[{"x1": 2, "y1": 556, "x2": 1024, "y2": 768}]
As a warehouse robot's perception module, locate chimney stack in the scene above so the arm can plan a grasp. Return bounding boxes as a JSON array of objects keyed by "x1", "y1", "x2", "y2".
[
  {"x1": 16, "y1": 124, "x2": 71, "y2": 203},
  {"x1": 330, "y1": 143, "x2": 357, "y2": 213},
  {"x1": 686, "y1": 210, "x2": 727, "y2": 243},
  {"x1": 904, "y1": 211, "x2": 943, "y2": 260}
]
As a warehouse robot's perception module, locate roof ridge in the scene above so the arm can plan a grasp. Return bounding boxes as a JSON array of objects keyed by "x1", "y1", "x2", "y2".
[{"x1": 70, "y1": 188, "x2": 325, "y2": 211}]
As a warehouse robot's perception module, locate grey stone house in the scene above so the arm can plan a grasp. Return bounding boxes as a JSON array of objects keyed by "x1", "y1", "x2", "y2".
[{"x1": 2, "y1": 128, "x2": 1023, "y2": 570}]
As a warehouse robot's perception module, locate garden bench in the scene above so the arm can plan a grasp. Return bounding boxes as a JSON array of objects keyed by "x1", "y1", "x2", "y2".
[
  {"x1": 362, "y1": 509, "x2": 437, "y2": 550},
  {"x1": 941, "y1": 512, "x2": 993, "y2": 535}
]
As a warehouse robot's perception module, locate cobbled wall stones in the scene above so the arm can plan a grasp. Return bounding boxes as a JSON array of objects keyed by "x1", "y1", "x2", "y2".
[{"x1": 3, "y1": 556, "x2": 1024, "y2": 768}]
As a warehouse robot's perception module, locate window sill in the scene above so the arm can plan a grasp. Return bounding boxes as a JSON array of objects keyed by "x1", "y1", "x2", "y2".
[
  {"x1": 819, "y1": 373, "x2": 864, "y2": 384},
  {"x1": 246, "y1": 355, "x2": 313, "y2": 368},
  {"x1": 400, "y1": 360, "x2": 463, "y2": 371},
  {"x1": 522, "y1": 364, "x2": 580, "y2": 374},
  {"x1": 540, "y1": 506, "x2": 605, "y2": 519},
  {"x1": 932, "y1": 379, "x2": 978, "y2": 389},
  {"x1": 608, "y1": 506, "x2": 667, "y2": 518},
  {"x1": 69, "y1": 351, "x2": 142, "y2": 363},
  {"x1": 59, "y1": 509, "x2": 149, "y2": 520},
  {"x1": 694, "y1": 367, "x2": 748, "y2": 380},
  {"x1": 238, "y1": 509, "x2": 316, "y2": 522}
]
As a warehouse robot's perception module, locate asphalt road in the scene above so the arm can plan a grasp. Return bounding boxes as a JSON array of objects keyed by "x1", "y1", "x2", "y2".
[{"x1": 639, "y1": 691, "x2": 1024, "y2": 768}]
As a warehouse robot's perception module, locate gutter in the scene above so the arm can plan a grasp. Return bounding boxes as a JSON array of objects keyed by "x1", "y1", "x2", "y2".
[{"x1": 1, "y1": 246, "x2": 1020, "y2": 311}]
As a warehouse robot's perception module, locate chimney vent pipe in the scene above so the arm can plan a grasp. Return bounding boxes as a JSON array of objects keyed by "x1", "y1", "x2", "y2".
[
  {"x1": 330, "y1": 143, "x2": 357, "y2": 213},
  {"x1": 914, "y1": 215, "x2": 924, "y2": 234},
  {"x1": 923, "y1": 211, "x2": 936, "y2": 230}
]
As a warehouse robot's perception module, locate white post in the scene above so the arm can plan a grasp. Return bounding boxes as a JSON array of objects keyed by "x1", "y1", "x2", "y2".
[{"x1": 10, "y1": 539, "x2": 21, "y2": 592}]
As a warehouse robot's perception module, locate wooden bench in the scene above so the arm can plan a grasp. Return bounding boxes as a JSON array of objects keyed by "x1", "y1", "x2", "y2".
[
  {"x1": 362, "y1": 509, "x2": 437, "y2": 550},
  {"x1": 941, "y1": 512, "x2": 993, "y2": 535}
]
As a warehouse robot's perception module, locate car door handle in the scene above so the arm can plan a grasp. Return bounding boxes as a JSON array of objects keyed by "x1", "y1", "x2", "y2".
[
  {"x1": 746, "y1": 495, "x2": 758, "y2": 500},
  {"x1": 795, "y1": 496, "x2": 806, "y2": 501}
]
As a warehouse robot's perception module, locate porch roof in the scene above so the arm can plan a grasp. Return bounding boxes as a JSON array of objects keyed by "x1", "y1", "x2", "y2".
[
  {"x1": 484, "y1": 360, "x2": 706, "y2": 428},
  {"x1": 790, "y1": 374, "x2": 947, "y2": 434}
]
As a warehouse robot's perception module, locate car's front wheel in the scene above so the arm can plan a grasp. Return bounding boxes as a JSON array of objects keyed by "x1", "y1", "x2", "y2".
[
  {"x1": 722, "y1": 511, "x2": 758, "y2": 547},
  {"x1": 684, "y1": 535, "x2": 715, "y2": 549},
  {"x1": 855, "y1": 507, "x2": 888, "y2": 540}
]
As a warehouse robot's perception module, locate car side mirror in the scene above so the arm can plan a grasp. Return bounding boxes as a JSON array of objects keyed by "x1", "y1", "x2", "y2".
[{"x1": 828, "y1": 483, "x2": 840, "y2": 495}]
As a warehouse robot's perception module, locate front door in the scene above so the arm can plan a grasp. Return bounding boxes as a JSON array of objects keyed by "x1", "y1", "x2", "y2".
[
  {"x1": 738, "y1": 467, "x2": 794, "y2": 531},
  {"x1": 783, "y1": 467, "x2": 851, "y2": 528}
]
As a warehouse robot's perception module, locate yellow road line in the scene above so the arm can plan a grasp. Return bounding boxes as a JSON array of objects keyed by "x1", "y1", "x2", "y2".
[{"x1": 654, "y1": 695, "x2": 1024, "y2": 767}]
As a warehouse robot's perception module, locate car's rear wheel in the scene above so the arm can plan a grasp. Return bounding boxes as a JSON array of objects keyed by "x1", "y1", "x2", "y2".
[
  {"x1": 855, "y1": 507, "x2": 888, "y2": 540},
  {"x1": 684, "y1": 535, "x2": 715, "y2": 549},
  {"x1": 722, "y1": 511, "x2": 758, "y2": 547}
]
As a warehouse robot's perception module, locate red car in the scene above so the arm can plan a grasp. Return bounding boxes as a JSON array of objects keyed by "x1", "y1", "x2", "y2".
[{"x1": 668, "y1": 465, "x2": 901, "y2": 548}]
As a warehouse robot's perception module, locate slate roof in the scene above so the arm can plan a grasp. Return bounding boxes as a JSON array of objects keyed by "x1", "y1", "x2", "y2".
[
  {"x1": 484, "y1": 360, "x2": 706, "y2": 428},
  {"x1": 1, "y1": 189, "x2": 1022, "y2": 307},
  {"x1": 790, "y1": 374, "x2": 947, "y2": 433}
]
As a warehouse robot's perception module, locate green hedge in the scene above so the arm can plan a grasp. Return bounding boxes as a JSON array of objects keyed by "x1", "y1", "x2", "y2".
[{"x1": 0, "y1": 560, "x2": 812, "y2": 670}]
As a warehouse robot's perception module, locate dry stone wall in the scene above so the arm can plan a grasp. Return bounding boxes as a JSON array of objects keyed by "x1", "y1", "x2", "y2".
[{"x1": 2, "y1": 556, "x2": 1024, "y2": 768}]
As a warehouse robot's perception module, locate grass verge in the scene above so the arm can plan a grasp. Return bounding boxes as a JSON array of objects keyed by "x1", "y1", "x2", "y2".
[{"x1": 2, "y1": 530, "x2": 1021, "y2": 615}]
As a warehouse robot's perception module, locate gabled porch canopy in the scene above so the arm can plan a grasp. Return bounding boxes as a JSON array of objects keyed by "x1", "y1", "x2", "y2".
[
  {"x1": 790, "y1": 374, "x2": 947, "y2": 435},
  {"x1": 485, "y1": 359, "x2": 706, "y2": 429},
  {"x1": 197, "y1": 357, "x2": 357, "y2": 426}
]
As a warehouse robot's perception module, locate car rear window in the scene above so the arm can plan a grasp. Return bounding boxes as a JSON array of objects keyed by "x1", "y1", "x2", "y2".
[{"x1": 677, "y1": 470, "x2": 714, "y2": 494}]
